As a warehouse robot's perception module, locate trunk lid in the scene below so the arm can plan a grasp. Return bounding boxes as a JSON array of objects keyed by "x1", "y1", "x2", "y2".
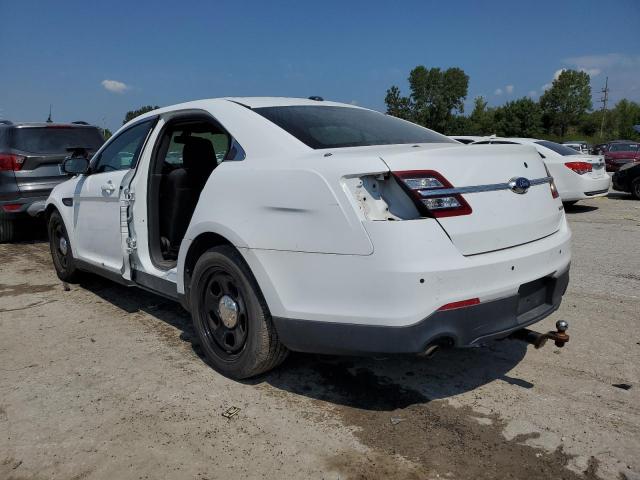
[
  {"x1": 571, "y1": 154, "x2": 606, "y2": 178},
  {"x1": 380, "y1": 144, "x2": 563, "y2": 255}
]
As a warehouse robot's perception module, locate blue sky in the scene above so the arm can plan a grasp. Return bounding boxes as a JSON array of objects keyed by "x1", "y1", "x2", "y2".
[{"x1": 1, "y1": 0, "x2": 639, "y2": 131}]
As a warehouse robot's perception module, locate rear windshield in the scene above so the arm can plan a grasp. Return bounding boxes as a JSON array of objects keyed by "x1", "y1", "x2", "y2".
[
  {"x1": 253, "y1": 105, "x2": 454, "y2": 149},
  {"x1": 12, "y1": 127, "x2": 104, "y2": 154},
  {"x1": 609, "y1": 143, "x2": 639, "y2": 152},
  {"x1": 534, "y1": 140, "x2": 580, "y2": 156}
]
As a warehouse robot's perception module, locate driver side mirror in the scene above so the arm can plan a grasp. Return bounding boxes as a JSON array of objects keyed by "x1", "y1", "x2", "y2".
[{"x1": 62, "y1": 156, "x2": 90, "y2": 175}]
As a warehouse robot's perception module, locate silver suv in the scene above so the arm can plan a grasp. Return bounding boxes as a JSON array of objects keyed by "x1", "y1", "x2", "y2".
[{"x1": 0, "y1": 120, "x2": 104, "y2": 241}]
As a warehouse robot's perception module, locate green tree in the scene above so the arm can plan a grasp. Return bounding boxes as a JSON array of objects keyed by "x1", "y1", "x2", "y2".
[
  {"x1": 384, "y1": 86, "x2": 412, "y2": 120},
  {"x1": 103, "y1": 128, "x2": 113, "y2": 140},
  {"x1": 384, "y1": 65, "x2": 469, "y2": 134},
  {"x1": 540, "y1": 70, "x2": 591, "y2": 138},
  {"x1": 123, "y1": 105, "x2": 159, "y2": 125},
  {"x1": 493, "y1": 97, "x2": 542, "y2": 137},
  {"x1": 468, "y1": 96, "x2": 495, "y2": 135},
  {"x1": 610, "y1": 99, "x2": 640, "y2": 139}
]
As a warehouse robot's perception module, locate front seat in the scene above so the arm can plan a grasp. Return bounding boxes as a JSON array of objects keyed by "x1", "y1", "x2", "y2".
[{"x1": 160, "y1": 136, "x2": 217, "y2": 254}]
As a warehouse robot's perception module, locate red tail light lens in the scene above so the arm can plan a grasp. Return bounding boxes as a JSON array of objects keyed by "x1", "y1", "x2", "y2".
[
  {"x1": 0, "y1": 153, "x2": 26, "y2": 171},
  {"x1": 393, "y1": 170, "x2": 472, "y2": 218},
  {"x1": 564, "y1": 161, "x2": 592, "y2": 175},
  {"x1": 438, "y1": 298, "x2": 480, "y2": 311}
]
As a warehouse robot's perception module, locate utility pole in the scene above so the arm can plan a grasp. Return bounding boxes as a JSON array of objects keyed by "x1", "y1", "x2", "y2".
[{"x1": 599, "y1": 77, "x2": 609, "y2": 139}]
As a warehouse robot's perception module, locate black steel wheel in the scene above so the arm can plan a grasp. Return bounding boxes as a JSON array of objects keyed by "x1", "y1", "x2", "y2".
[
  {"x1": 189, "y1": 245, "x2": 288, "y2": 379},
  {"x1": 48, "y1": 210, "x2": 81, "y2": 282}
]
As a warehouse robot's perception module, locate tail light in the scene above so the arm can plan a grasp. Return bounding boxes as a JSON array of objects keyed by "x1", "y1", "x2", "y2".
[
  {"x1": 438, "y1": 298, "x2": 480, "y2": 311},
  {"x1": 393, "y1": 170, "x2": 472, "y2": 218},
  {"x1": 0, "y1": 153, "x2": 26, "y2": 171},
  {"x1": 544, "y1": 165, "x2": 559, "y2": 199},
  {"x1": 564, "y1": 161, "x2": 592, "y2": 175}
]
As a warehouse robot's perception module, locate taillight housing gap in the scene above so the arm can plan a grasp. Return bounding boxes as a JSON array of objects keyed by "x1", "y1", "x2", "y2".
[{"x1": 393, "y1": 170, "x2": 472, "y2": 218}]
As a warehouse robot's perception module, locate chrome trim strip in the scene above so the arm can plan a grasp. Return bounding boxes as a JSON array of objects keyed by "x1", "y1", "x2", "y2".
[{"x1": 418, "y1": 176, "x2": 552, "y2": 198}]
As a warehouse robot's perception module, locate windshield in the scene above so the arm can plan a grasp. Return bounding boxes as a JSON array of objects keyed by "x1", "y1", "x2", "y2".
[
  {"x1": 609, "y1": 143, "x2": 639, "y2": 152},
  {"x1": 534, "y1": 140, "x2": 580, "y2": 156},
  {"x1": 12, "y1": 126, "x2": 104, "y2": 154},
  {"x1": 253, "y1": 105, "x2": 454, "y2": 149}
]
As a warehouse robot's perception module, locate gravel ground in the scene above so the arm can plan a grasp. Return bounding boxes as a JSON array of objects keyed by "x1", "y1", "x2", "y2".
[{"x1": 1, "y1": 192, "x2": 639, "y2": 480}]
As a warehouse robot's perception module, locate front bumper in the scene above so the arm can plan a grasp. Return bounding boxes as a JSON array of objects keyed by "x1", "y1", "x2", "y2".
[{"x1": 274, "y1": 269, "x2": 569, "y2": 355}]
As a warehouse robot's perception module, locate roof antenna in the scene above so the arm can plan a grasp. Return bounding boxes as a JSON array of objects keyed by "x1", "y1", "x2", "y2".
[{"x1": 46, "y1": 104, "x2": 53, "y2": 123}]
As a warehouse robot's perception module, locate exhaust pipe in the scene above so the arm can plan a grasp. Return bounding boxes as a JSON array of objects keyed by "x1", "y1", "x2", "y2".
[
  {"x1": 510, "y1": 320, "x2": 570, "y2": 349},
  {"x1": 422, "y1": 344, "x2": 440, "y2": 358}
]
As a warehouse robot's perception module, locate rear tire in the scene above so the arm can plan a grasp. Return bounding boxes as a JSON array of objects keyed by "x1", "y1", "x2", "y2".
[
  {"x1": 189, "y1": 245, "x2": 288, "y2": 379},
  {"x1": 0, "y1": 216, "x2": 16, "y2": 243},
  {"x1": 632, "y1": 179, "x2": 640, "y2": 200},
  {"x1": 48, "y1": 210, "x2": 81, "y2": 282}
]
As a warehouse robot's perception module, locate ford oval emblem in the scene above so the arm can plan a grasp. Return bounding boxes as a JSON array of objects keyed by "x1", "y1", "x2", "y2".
[{"x1": 509, "y1": 177, "x2": 530, "y2": 194}]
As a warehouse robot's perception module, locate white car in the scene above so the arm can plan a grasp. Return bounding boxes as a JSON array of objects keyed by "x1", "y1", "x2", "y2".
[
  {"x1": 46, "y1": 98, "x2": 571, "y2": 379},
  {"x1": 471, "y1": 138, "x2": 611, "y2": 204}
]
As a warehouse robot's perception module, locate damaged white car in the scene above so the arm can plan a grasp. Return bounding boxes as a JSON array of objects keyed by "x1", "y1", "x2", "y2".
[{"x1": 46, "y1": 97, "x2": 571, "y2": 379}]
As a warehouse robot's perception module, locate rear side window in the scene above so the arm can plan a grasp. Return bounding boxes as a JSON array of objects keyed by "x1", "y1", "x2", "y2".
[
  {"x1": 534, "y1": 140, "x2": 580, "y2": 156},
  {"x1": 11, "y1": 127, "x2": 104, "y2": 154},
  {"x1": 253, "y1": 105, "x2": 454, "y2": 149}
]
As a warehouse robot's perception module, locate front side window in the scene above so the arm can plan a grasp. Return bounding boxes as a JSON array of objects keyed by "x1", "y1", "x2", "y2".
[
  {"x1": 92, "y1": 120, "x2": 154, "y2": 173},
  {"x1": 253, "y1": 105, "x2": 454, "y2": 149}
]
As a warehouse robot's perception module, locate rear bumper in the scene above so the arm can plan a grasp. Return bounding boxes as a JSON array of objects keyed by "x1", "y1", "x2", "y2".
[
  {"x1": 557, "y1": 174, "x2": 610, "y2": 201},
  {"x1": 274, "y1": 269, "x2": 569, "y2": 355},
  {"x1": 0, "y1": 196, "x2": 48, "y2": 219}
]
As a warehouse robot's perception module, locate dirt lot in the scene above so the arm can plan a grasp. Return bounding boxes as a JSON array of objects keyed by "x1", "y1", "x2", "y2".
[{"x1": 1, "y1": 193, "x2": 639, "y2": 480}]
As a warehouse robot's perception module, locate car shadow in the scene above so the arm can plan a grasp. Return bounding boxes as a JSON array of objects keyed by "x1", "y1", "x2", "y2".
[
  {"x1": 607, "y1": 192, "x2": 635, "y2": 201},
  {"x1": 563, "y1": 203, "x2": 598, "y2": 214},
  {"x1": 78, "y1": 274, "x2": 530, "y2": 411},
  {"x1": 3, "y1": 217, "x2": 48, "y2": 243}
]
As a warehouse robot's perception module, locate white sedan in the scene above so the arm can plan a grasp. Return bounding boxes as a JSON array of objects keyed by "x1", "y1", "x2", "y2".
[
  {"x1": 471, "y1": 138, "x2": 611, "y2": 204},
  {"x1": 46, "y1": 98, "x2": 571, "y2": 379}
]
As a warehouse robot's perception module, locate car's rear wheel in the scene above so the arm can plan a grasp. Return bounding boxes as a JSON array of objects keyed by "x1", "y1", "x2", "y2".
[
  {"x1": 632, "y1": 178, "x2": 640, "y2": 200},
  {"x1": 0, "y1": 216, "x2": 16, "y2": 243},
  {"x1": 48, "y1": 210, "x2": 81, "y2": 282},
  {"x1": 189, "y1": 245, "x2": 288, "y2": 379}
]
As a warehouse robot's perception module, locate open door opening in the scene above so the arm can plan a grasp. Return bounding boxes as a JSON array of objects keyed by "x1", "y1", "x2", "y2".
[{"x1": 148, "y1": 117, "x2": 231, "y2": 270}]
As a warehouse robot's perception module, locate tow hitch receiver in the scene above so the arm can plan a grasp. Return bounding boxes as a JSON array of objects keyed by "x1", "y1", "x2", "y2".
[{"x1": 510, "y1": 320, "x2": 570, "y2": 349}]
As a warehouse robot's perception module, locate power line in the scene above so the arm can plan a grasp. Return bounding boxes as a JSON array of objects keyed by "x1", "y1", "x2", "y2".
[{"x1": 599, "y1": 77, "x2": 609, "y2": 138}]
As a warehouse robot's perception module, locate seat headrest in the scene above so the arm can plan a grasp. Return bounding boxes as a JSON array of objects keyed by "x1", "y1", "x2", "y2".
[{"x1": 182, "y1": 137, "x2": 217, "y2": 175}]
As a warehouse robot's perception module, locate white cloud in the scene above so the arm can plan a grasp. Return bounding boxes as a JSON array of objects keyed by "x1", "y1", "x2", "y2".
[
  {"x1": 505, "y1": 85, "x2": 514, "y2": 94},
  {"x1": 553, "y1": 69, "x2": 566, "y2": 81},
  {"x1": 561, "y1": 53, "x2": 640, "y2": 102},
  {"x1": 101, "y1": 79, "x2": 130, "y2": 94},
  {"x1": 494, "y1": 88, "x2": 503, "y2": 96}
]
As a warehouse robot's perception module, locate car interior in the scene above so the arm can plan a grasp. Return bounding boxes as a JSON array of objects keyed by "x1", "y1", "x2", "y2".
[{"x1": 148, "y1": 117, "x2": 231, "y2": 268}]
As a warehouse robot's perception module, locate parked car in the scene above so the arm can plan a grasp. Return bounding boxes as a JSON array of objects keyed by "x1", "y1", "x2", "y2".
[
  {"x1": 448, "y1": 135, "x2": 491, "y2": 144},
  {"x1": 471, "y1": 137, "x2": 610, "y2": 205},
  {"x1": 0, "y1": 120, "x2": 104, "y2": 242},
  {"x1": 603, "y1": 141, "x2": 640, "y2": 172},
  {"x1": 562, "y1": 141, "x2": 590, "y2": 154},
  {"x1": 612, "y1": 162, "x2": 640, "y2": 199},
  {"x1": 46, "y1": 97, "x2": 571, "y2": 379}
]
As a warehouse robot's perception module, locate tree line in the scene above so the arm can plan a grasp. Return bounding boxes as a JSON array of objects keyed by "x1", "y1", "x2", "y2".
[{"x1": 385, "y1": 66, "x2": 640, "y2": 142}]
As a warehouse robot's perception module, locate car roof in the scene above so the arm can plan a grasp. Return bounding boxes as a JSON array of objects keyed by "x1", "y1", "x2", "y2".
[{"x1": 223, "y1": 97, "x2": 360, "y2": 109}]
